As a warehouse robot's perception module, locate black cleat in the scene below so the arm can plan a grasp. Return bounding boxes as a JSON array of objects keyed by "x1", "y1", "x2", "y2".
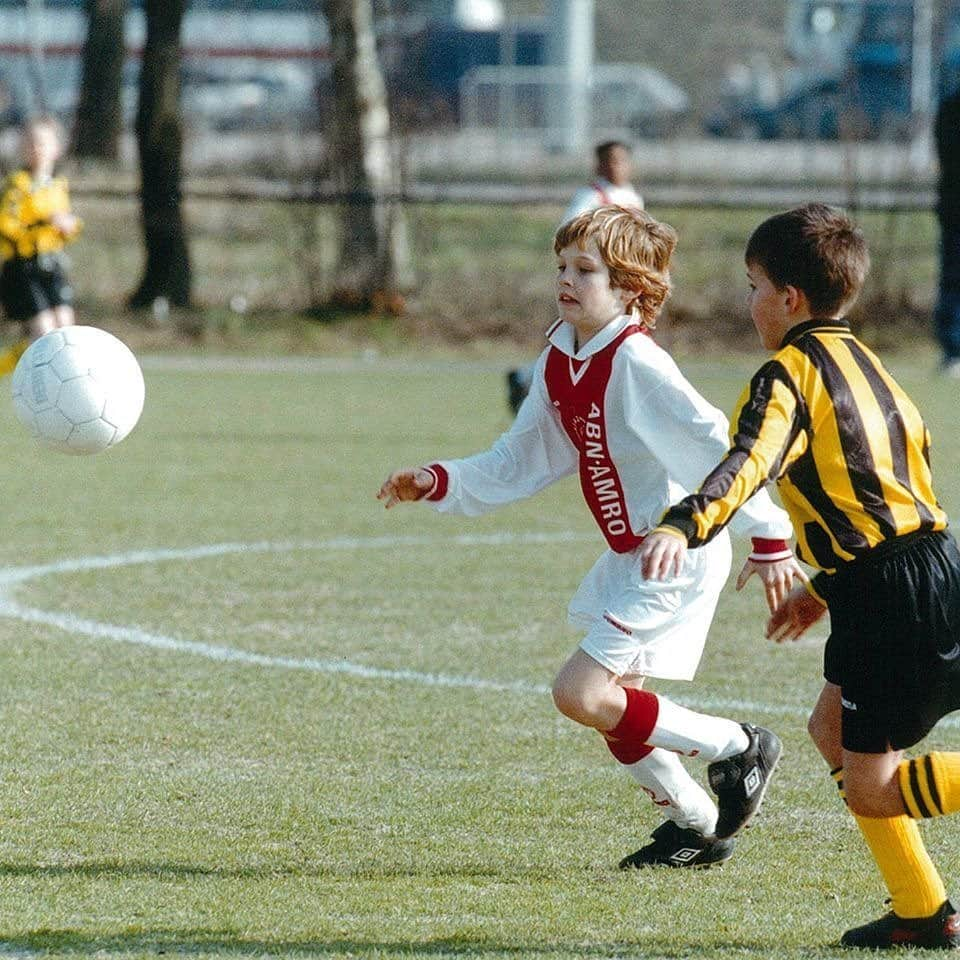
[
  {"x1": 840, "y1": 899, "x2": 960, "y2": 949},
  {"x1": 707, "y1": 723, "x2": 782, "y2": 839},
  {"x1": 506, "y1": 368, "x2": 528, "y2": 415},
  {"x1": 618, "y1": 820, "x2": 736, "y2": 870}
]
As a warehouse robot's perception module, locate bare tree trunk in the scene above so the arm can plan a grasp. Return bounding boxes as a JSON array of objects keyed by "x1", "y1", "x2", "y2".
[
  {"x1": 323, "y1": 0, "x2": 414, "y2": 310},
  {"x1": 128, "y1": 0, "x2": 191, "y2": 308},
  {"x1": 74, "y1": 0, "x2": 128, "y2": 161}
]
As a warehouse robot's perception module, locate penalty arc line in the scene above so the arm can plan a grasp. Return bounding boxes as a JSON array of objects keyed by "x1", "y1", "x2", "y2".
[
  {"x1": 0, "y1": 533, "x2": 945, "y2": 727},
  {"x1": 0, "y1": 532, "x2": 593, "y2": 701}
]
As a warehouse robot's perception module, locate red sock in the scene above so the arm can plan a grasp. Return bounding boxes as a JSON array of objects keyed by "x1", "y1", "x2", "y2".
[{"x1": 605, "y1": 687, "x2": 659, "y2": 765}]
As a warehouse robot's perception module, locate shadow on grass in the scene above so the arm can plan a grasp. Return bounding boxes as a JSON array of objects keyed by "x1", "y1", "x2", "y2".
[
  {"x1": 0, "y1": 861, "x2": 572, "y2": 882},
  {"x1": 0, "y1": 929, "x2": 828, "y2": 959}
]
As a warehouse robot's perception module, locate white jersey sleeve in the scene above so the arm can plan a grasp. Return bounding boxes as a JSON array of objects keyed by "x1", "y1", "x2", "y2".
[
  {"x1": 425, "y1": 352, "x2": 579, "y2": 516},
  {"x1": 615, "y1": 346, "x2": 793, "y2": 542}
]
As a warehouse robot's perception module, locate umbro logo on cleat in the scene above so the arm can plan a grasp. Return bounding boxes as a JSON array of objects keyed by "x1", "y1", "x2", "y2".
[
  {"x1": 743, "y1": 766, "x2": 762, "y2": 798},
  {"x1": 669, "y1": 847, "x2": 702, "y2": 865}
]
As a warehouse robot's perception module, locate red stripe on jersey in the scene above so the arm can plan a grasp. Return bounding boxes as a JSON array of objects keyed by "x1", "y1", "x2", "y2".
[
  {"x1": 591, "y1": 182, "x2": 612, "y2": 205},
  {"x1": 545, "y1": 324, "x2": 646, "y2": 552}
]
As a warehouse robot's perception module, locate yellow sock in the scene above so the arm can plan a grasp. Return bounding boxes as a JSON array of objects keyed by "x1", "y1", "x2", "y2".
[
  {"x1": 900, "y1": 753, "x2": 960, "y2": 819},
  {"x1": 0, "y1": 339, "x2": 27, "y2": 376},
  {"x1": 854, "y1": 813, "x2": 946, "y2": 918}
]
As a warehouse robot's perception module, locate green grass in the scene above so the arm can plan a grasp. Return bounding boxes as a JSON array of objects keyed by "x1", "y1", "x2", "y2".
[
  {"x1": 0, "y1": 349, "x2": 957, "y2": 958},
  {"x1": 59, "y1": 196, "x2": 941, "y2": 354}
]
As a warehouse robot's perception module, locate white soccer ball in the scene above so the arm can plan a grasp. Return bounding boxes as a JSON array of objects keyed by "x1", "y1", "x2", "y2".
[{"x1": 11, "y1": 325, "x2": 145, "y2": 455}]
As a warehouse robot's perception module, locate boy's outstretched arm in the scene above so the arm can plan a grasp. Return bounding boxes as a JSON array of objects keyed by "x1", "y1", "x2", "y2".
[
  {"x1": 736, "y1": 553, "x2": 808, "y2": 614},
  {"x1": 638, "y1": 526, "x2": 687, "y2": 580},
  {"x1": 640, "y1": 528, "x2": 807, "y2": 613},
  {"x1": 377, "y1": 467, "x2": 436, "y2": 508}
]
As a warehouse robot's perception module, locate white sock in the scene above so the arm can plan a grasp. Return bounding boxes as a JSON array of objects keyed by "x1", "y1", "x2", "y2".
[
  {"x1": 647, "y1": 697, "x2": 749, "y2": 762},
  {"x1": 626, "y1": 748, "x2": 718, "y2": 835}
]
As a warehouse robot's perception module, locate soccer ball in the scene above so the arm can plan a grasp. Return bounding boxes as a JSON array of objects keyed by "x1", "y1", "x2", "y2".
[{"x1": 11, "y1": 326, "x2": 145, "y2": 455}]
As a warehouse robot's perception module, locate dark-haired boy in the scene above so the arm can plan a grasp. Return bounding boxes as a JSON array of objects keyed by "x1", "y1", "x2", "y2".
[{"x1": 639, "y1": 202, "x2": 960, "y2": 949}]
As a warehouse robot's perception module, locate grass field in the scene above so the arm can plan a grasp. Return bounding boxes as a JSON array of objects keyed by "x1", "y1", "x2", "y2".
[
  {"x1": 0, "y1": 349, "x2": 958, "y2": 959},
  {"x1": 59, "y1": 195, "x2": 939, "y2": 354}
]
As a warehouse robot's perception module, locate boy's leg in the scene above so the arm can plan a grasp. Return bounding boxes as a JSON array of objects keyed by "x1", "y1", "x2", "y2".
[
  {"x1": 617, "y1": 748, "x2": 736, "y2": 869},
  {"x1": 603, "y1": 687, "x2": 782, "y2": 839},
  {"x1": 842, "y1": 752, "x2": 948, "y2": 920},
  {"x1": 553, "y1": 653, "x2": 736, "y2": 866},
  {"x1": 605, "y1": 708, "x2": 736, "y2": 869},
  {"x1": 812, "y1": 685, "x2": 957, "y2": 946},
  {"x1": 25, "y1": 308, "x2": 56, "y2": 341},
  {"x1": 52, "y1": 304, "x2": 75, "y2": 328}
]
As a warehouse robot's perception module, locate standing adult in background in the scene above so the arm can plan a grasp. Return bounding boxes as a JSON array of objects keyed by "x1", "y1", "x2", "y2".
[
  {"x1": 933, "y1": 87, "x2": 960, "y2": 377},
  {"x1": 506, "y1": 141, "x2": 644, "y2": 414}
]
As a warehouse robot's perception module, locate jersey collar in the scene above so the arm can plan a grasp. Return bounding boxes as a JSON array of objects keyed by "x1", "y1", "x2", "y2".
[
  {"x1": 779, "y1": 317, "x2": 850, "y2": 348},
  {"x1": 547, "y1": 313, "x2": 639, "y2": 359}
]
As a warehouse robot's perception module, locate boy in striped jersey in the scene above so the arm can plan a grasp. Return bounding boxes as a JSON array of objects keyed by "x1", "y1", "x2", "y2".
[
  {"x1": 0, "y1": 115, "x2": 81, "y2": 375},
  {"x1": 640, "y1": 203, "x2": 960, "y2": 948},
  {"x1": 379, "y1": 205, "x2": 802, "y2": 870}
]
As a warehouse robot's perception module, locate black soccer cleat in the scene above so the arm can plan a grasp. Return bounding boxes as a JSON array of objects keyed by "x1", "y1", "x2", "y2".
[
  {"x1": 618, "y1": 820, "x2": 736, "y2": 870},
  {"x1": 506, "y1": 368, "x2": 528, "y2": 415},
  {"x1": 839, "y1": 899, "x2": 960, "y2": 949},
  {"x1": 707, "y1": 723, "x2": 782, "y2": 839}
]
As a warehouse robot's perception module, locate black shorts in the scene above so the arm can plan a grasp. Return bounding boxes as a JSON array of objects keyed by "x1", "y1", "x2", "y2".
[
  {"x1": 0, "y1": 254, "x2": 73, "y2": 322},
  {"x1": 823, "y1": 530, "x2": 960, "y2": 753}
]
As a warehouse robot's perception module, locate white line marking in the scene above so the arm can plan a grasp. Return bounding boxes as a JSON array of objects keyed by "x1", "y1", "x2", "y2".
[
  {"x1": 1, "y1": 534, "x2": 956, "y2": 729},
  {"x1": 0, "y1": 534, "x2": 586, "y2": 699},
  {"x1": 0, "y1": 532, "x2": 595, "y2": 586},
  {"x1": 0, "y1": 596, "x2": 550, "y2": 695}
]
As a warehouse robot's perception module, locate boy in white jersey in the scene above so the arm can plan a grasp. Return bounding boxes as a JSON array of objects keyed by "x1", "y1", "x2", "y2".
[
  {"x1": 507, "y1": 141, "x2": 643, "y2": 414},
  {"x1": 378, "y1": 205, "x2": 803, "y2": 869}
]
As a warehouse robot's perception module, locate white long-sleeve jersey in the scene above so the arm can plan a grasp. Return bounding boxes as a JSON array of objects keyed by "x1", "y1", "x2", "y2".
[
  {"x1": 424, "y1": 315, "x2": 793, "y2": 553},
  {"x1": 561, "y1": 179, "x2": 643, "y2": 226}
]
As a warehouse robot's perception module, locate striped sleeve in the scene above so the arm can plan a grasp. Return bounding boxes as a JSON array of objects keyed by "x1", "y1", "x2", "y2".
[{"x1": 660, "y1": 361, "x2": 805, "y2": 547}]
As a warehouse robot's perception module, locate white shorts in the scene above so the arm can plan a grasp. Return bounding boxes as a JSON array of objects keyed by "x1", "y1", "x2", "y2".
[{"x1": 569, "y1": 532, "x2": 732, "y2": 681}]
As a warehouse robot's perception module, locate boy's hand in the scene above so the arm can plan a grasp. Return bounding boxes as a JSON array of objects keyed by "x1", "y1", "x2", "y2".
[
  {"x1": 737, "y1": 556, "x2": 808, "y2": 614},
  {"x1": 377, "y1": 468, "x2": 435, "y2": 508},
  {"x1": 765, "y1": 582, "x2": 827, "y2": 643},
  {"x1": 638, "y1": 529, "x2": 687, "y2": 580}
]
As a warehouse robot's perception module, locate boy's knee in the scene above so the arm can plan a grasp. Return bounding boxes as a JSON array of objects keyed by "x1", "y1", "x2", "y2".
[
  {"x1": 551, "y1": 679, "x2": 581, "y2": 720},
  {"x1": 551, "y1": 679, "x2": 601, "y2": 726}
]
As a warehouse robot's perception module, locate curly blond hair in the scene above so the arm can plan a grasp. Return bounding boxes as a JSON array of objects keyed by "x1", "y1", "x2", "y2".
[{"x1": 554, "y1": 205, "x2": 678, "y2": 328}]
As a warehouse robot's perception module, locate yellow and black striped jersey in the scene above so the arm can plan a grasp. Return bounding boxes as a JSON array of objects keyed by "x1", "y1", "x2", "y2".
[
  {"x1": 0, "y1": 169, "x2": 81, "y2": 261},
  {"x1": 660, "y1": 319, "x2": 948, "y2": 576}
]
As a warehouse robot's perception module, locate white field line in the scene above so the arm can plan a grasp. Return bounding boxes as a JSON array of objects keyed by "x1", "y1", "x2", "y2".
[{"x1": 0, "y1": 533, "x2": 951, "y2": 728}]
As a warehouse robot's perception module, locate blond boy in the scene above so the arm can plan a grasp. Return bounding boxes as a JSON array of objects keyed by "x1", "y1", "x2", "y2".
[{"x1": 379, "y1": 206, "x2": 802, "y2": 868}]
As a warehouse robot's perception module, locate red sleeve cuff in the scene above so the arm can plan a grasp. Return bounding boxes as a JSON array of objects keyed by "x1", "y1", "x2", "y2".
[
  {"x1": 424, "y1": 463, "x2": 448, "y2": 501},
  {"x1": 749, "y1": 537, "x2": 793, "y2": 562}
]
